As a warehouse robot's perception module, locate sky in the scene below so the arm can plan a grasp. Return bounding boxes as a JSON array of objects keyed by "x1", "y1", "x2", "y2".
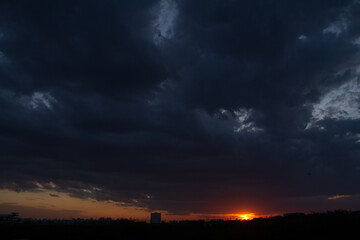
[{"x1": 1, "y1": 0, "x2": 360, "y2": 220}]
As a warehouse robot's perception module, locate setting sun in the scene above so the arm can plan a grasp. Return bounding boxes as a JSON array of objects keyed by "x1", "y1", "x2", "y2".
[{"x1": 239, "y1": 213, "x2": 255, "y2": 220}]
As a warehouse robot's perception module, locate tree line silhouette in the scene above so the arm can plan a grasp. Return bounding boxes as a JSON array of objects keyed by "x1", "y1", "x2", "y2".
[{"x1": 1, "y1": 210, "x2": 359, "y2": 240}]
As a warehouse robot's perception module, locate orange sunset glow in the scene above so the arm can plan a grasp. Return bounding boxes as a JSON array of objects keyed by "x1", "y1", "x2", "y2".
[
  {"x1": 238, "y1": 213, "x2": 256, "y2": 220},
  {"x1": 0, "y1": 189, "x2": 262, "y2": 221}
]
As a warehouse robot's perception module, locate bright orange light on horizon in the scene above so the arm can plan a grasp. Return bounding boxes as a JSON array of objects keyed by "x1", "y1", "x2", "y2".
[{"x1": 239, "y1": 213, "x2": 255, "y2": 220}]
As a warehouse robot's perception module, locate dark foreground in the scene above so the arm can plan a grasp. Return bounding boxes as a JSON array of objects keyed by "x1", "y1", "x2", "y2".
[{"x1": 1, "y1": 211, "x2": 360, "y2": 240}]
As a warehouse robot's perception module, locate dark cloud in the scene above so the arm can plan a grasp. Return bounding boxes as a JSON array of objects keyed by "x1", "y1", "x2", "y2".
[
  {"x1": 49, "y1": 193, "x2": 60, "y2": 198},
  {"x1": 0, "y1": 203, "x2": 84, "y2": 219},
  {"x1": 0, "y1": 0, "x2": 165, "y2": 95},
  {"x1": 0, "y1": 0, "x2": 360, "y2": 216}
]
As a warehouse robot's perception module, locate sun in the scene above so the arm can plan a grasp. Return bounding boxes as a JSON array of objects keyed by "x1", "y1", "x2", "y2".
[{"x1": 239, "y1": 213, "x2": 255, "y2": 220}]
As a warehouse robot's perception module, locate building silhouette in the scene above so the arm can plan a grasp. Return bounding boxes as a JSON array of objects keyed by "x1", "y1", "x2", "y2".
[
  {"x1": 0, "y1": 212, "x2": 19, "y2": 223},
  {"x1": 150, "y1": 212, "x2": 161, "y2": 224}
]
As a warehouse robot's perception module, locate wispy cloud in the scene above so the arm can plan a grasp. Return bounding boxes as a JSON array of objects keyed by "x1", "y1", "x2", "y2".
[
  {"x1": 306, "y1": 78, "x2": 360, "y2": 129},
  {"x1": 153, "y1": 0, "x2": 179, "y2": 46},
  {"x1": 328, "y1": 195, "x2": 351, "y2": 200},
  {"x1": 323, "y1": 17, "x2": 349, "y2": 37},
  {"x1": 20, "y1": 91, "x2": 58, "y2": 111}
]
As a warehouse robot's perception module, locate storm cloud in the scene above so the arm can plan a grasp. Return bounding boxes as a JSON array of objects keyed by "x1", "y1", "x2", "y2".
[{"x1": 1, "y1": 0, "x2": 360, "y2": 216}]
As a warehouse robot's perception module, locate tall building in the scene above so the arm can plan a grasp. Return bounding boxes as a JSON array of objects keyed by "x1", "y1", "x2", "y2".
[{"x1": 150, "y1": 212, "x2": 161, "y2": 224}]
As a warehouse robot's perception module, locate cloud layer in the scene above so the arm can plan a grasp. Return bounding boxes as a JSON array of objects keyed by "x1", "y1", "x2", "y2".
[{"x1": 1, "y1": 0, "x2": 360, "y2": 216}]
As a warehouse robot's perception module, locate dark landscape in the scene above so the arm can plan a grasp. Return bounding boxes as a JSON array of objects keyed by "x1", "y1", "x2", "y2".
[{"x1": 1, "y1": 211, "x2": 360, "y2": 240}]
